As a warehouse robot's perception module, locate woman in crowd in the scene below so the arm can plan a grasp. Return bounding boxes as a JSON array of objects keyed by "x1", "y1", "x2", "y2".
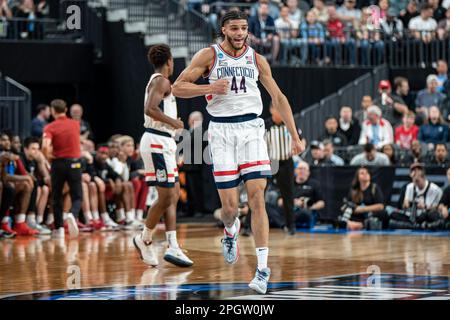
[
  {"x1": 345, "y1": 167, "x2": 387, "y2": 230},
  {"x1": 381, "y1": 143, "x2": 397, "y2": 165}
]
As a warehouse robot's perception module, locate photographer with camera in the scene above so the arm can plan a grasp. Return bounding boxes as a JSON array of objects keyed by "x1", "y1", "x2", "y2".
[
  {"x1": 388, "y1": 163, "x2": 444, "y2": 230},
  {"x1": 288, "y1": 161, "x2": 324, "y2": 229},
  {"x1": 338, "y1": 167, "x2": 387, "y2": 231}
]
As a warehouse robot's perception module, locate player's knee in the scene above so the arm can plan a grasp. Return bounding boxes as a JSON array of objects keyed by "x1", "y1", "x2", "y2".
[
  {"x1": 222, "y1": 202, "x2": 239, "y2": 218},
  {"x1": 89, "y1": 181, "x2": 97, "y2": 191},
  {"x1": 42, "y1": 185, "x2": 50, "y2": 196},
  {"x1": 169, "y1": 189, "x2": 179, "y2": 205},
  {"x1": 248, "y1": 187, "x2": 265, "y2": 212},
  {"x1": 23, "y1": 181, "x2": 33, "y2": 193},
  {"x1": 96, "y1": 180, "x2": 106, "y2": 193}
]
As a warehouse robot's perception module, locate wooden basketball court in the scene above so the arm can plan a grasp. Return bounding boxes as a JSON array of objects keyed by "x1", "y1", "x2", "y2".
[{"x1": 1, "y1": 224, "x2": 450, "y2": 300}]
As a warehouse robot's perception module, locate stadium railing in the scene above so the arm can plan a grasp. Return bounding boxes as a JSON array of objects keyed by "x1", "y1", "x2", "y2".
[
  {"x1": 0, "y1": 73, "x2": 31, "y2": 139},
  {"x1": 0, "y1": 1, "x2": 105, "y2": 58},
  {"x1": 295, "y1": 64, "x2": 388, "y2": 142},
  {"x1": 182, "y1": 1, "x2": 450, "y2": 68}
]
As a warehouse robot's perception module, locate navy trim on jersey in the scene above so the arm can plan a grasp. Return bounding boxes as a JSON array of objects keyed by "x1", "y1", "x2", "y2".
[
  {"x1": 241, "y1": 170, "x2": 272, "y2": 182},
  {"x1": 210, "y1": 113, "x2": 258, "y2": 123},
  {"x1": 215, "y1": 178, "x2": 242, "y2": 189},
  {"x1": 252, "y1": 49, "x2": 259, "y2": 71},
  {"x1": 218, "y1": 44, "x2": 250, "y2": 60},
  {"x1": 145, "y1": 128, "x2": 172, "y2": 138}
]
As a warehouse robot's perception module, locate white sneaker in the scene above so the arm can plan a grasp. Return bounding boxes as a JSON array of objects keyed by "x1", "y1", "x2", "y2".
[
  {"x1": 133, "y1": 234, "x2": 158, "y2": 266},
  {"x1": 249, "y1": 268, "x2": 271, "y2": 294},
  {"x1": 222, "y1": 218, "x2": 241, "y2": 264},
  {"x1": 29, "y1": 222, "x2": 51, "y2": 236},
  {"x1": 163, "y1": 247, "x2": 194, "y2": 267},
  {"x1": 66, "y1": 214, "x2": 79, "y2": 238},
  {"x1": 102, "y1": 214, "x2": 120, "y2": 231},
  {"x1": 52, "y1": 228, "x2": 65, "y2": 239}
]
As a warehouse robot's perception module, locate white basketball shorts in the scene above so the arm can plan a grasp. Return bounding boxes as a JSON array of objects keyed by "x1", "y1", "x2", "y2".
[
  {"x1": 208, "y1": 114, "x2": 272, "y2": 189},
  {"x1": 140, "y1": 128, "x2": 179, "y2": 188}
]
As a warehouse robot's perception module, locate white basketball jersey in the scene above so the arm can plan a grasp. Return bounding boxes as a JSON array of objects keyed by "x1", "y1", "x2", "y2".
[
  {"x1": 144, "y1": 73, "x2": 177, "y2": 136},
  {"x1": 205, "y1": 44, "x2": 262, "y2": 117}
]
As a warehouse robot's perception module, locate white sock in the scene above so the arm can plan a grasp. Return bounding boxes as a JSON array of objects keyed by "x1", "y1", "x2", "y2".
[
  {"x1": 166, "y1": 230, "x2": 179, "y2": 249},
  {"x1": 46, "y1": 213, "x2": 54, "y2": 225},
  {"x1": 27, "y1": 214, "x2": 36, "y2": 225},
  {"x1": 2, "y1": 216, "x2": 9, "y2": 224},
  {"x1": 136, "y1": 209, "x2": 144, "y2": 221},
  {"x1": 126, "y1": 210, "x2": 134, "y2": 222},
  {"x1": 101, "y1": 212, "x2": 110, "y2": 222},
  {"x1": 256, "y1": 247, "x2": 269, "y2": 271},
  {"x1": 83, "y1": 211, "x2": 93, "y2": 222},
  {"x1": 225, "y1": 218, "x2": 237, "y2": 236},
  {"x1": 92, "y1": 211, "x2": 100, "y2": 221},
  {"x1": 117, "y1": 209, "x2": 125, "y2": 222},
  {"x1": 37, "y1": 214, "x2": 44, "y2": 224},
  {"x1": 142, "y1": 226, "x2": 153, "y2": 243},
  {"x1": 15, "y1": 213, "x2": 26, "y2": 224}
]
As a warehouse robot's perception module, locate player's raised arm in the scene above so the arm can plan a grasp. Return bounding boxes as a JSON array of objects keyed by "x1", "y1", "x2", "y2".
[
  {"x1": 256, "y1": 53, "x2": 305, "y2": 155},
  {"x1": 172, "y1": 48, "x2": 229, "y2": 98},
  {"x1": 145, "y1": 77, "x2": 183, "y2": 129}
]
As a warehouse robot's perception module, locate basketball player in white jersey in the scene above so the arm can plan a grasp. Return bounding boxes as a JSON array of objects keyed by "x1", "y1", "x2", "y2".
[
  {"x1": 133, "y1": 44, "x2": 193, "y2": 268},
  {"x1": 172, "y1": 11, "x2": 304, "y2": 293}
]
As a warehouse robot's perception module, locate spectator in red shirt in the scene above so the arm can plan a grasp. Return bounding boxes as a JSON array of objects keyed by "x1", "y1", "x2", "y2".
[
  {"x1": 325, "y1": 5, "x2": 356, "y2": 65},
  {"x1": 395, "y1": 111, "x2": 419, "y2": 149}
]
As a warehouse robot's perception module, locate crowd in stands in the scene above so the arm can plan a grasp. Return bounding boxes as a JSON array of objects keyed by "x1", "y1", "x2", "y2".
[
  {"x1": 302, "y1": 60, "x2": 450, "y2": 167},
  {"x1": 189, "y1": 0, "x2": 450, "y2": 65},
  {"x1": 0, "y1": 0, "x2": 49, "y2": 39}
]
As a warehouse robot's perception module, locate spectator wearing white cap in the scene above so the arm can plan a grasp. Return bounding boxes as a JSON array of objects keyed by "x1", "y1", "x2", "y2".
[
  {"x1": 415, "y1": 74, "x2": 446, "y2": 123},
  {"x1": 359, "y1": 105, "x2": 394, "y2": 149}
]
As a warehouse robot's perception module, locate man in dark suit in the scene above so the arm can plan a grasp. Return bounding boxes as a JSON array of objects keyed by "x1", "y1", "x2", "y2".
[
  {"x1": 338, "y1": 106, "x2": 361, "y2": 145},
  {"x1": 249, "y1": 1, "x2": 280, "y2": 64}
]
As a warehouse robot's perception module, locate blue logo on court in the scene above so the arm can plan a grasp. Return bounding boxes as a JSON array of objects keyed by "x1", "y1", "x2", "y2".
[{"x1": 2, "y1": 274, "x2": 450, "y2": 300}]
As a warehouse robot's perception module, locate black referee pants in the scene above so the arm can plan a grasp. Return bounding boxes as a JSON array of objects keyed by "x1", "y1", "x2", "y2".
[
  {"x1": 273, "y1": 159, "x2": 295, "y2": 229},
  {"x1": 51, "y1": 158, "x2": 83, "y2": 229}
]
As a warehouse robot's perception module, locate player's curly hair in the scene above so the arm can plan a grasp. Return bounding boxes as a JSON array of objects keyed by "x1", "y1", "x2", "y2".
[
  {"x1": 148, "y1": 44, "x2": 172, "y2": 68},
  {"x1": 220, "y1": 9, "x2": 248, "y2": 28}
]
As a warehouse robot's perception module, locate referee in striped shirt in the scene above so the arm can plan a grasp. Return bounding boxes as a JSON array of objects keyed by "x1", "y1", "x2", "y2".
[{"x1": 265, "y1": 104, "x2": 296, "y2": 235}]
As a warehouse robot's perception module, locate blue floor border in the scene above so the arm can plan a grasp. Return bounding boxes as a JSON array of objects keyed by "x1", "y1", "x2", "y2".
[{"x1": 296, "y1": 226, "x2": 450, "y2": 237}]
